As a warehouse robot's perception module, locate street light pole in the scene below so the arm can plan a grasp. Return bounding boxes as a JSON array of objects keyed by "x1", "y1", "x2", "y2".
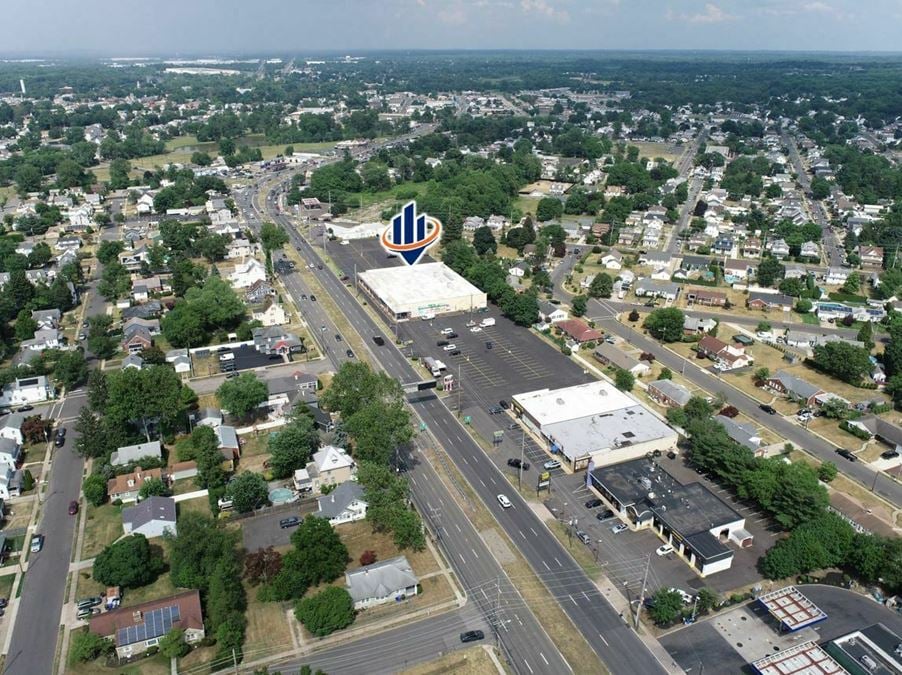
[{"x1": 518, "y1": 430, "x2": 525, "y2": 489}]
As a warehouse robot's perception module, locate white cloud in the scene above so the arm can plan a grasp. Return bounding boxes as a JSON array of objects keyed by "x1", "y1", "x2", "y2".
[
  {"x1": 520, "y1": 0, "x2": 570, "y2": 22},
  {"x1": 688, "y1": 3, "x2": 734, "y2": 23}
]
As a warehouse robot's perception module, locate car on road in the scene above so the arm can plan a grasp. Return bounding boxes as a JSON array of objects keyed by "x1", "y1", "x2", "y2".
[
  {"x1": 373, "y1": 336, "x2": 385, "y2": 346},
  {"x1": 449, "y1": 349, "x2": 461, "y2": 356},
  {"x1": 836, "y1": 448, "x2": 858, "y2": 462},
  {"x1": 488, "y1": 405, "x2": 504, "y2": 415},
  {"x1": 497, "y1": 494, "x2": 512, "y2": 508},
  {"x1": 68, "y1": 500, "x2": 79, "y2": 515},
  {"x1": 335, "y1": 334, "x2": 342, "y2": 342},
  {"x1": 543, "y1": 459, "x2": 561, "y2": 470},
  {"x1": 507, "y1": 458, "x2": 530, "y2": 470},
  {"x1": 576, "y1": 530, "x2": 591, "y2": 545},
  {"x1": 584, "y1": 498, "x2": 603, "y2": 509},
  {"x1": 507, "y1": 422, "x2": 519, "y2": 430},
  {"x1": 604, "y1": 336, "x2": 616, "y2": 344},
  {"x1": 54, "y1": 428, "x2": 66, "y2": 447},
  {"x1": 442, "y1": 344, "x2": 457, "y2": 352},
  {"x1": 16, "y1": 405, "x2": 33, "y2": 413},
  {"x1": 279, "y1": 517, "x2": 300, "y2": 529},
  {"x1": 595, "y1": 509, "x2": 614, "y2": 522},
  {"x1": 460, "y1": 630, "x2": 485, "y2": 643},
  {"x1": 309, "y1": 295, "x2": 316, "y2": 301},
  {"x1": 301, "y1": 294, "x2": 307, "y2": 300},
  {"x1": 30, "y1": 534, "x2": 44, "y2": 553},
  {"x1": 346, "y1": 349, "x2": 354, "y2": 358},
  {"x1": 759, "y1": 404, "x2": 777, "y2": 415},
  {"x1": 611, "y1": 523, "x2": 628, "y2": 534},
  {"x1": 656, "y1": 543, "x2": 675, "y2": 557}
]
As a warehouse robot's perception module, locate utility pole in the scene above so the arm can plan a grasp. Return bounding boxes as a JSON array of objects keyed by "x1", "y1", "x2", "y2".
[
  {"x1": 518, "y1": 430, "x2": 525, "y2": 489},
  {"x1": 635, "y1": 554, "x2": 651, "y2": 630},
  {"x1": 456, "y1": 362, "x2": 462, "y2": 417}
]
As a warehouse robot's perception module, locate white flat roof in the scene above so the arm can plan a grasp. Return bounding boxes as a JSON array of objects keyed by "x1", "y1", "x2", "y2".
[
  {"x1": 358, "y1": 263, "x2": 486, "y2": 312},
  {"x1": 513, "y1": 381, "x2": 638, "y2": 427},
  {"x1": 757, "y1": 586, "x2": 827, "y2": 632},
  {"x1": 751, "y1": 641, "x2": 845, "y2": 675},
  {"x1": 544, "y1": 406, "x2": 677, "y2": 461}
]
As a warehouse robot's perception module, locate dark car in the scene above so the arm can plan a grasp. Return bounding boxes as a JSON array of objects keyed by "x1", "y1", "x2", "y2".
[
  {"x1": 584, "y1": 498, "x2": 603, "y2": 509},
  {"x1": 335, "y1": 334, "x2": 342, "y2": 342},
  {"x1": 460, "y1": 630, "x2": 485, "y2": 643},
  {"x1": 836, "y1": 448, "x2": 858, "y2": 462},
  {"x1": 346, "y1": 349, "x2": 355, "y2": 358},
  {"x1": 317, "y1": 264, "x2": 323, "y2": 270},
  {"x1": 881, "y1": 449, "x2": 900, "y2": 460},
  {"x1": 309, "y1": 295, "x2": 316, "y2": 301},
  {"x1": 488, "y1": 405, "x2": 504, "y2": 415},
  {"x1": 279, "y1": 517, "x2": 300, "y2": 529},
  {"x1": 54, "y1": 428, "x2": 66, "y2": 447},
  {"x1": 373, "y1": 336, "x2": 385, "y2": 346},
  {"x1": 759, "y1": 404, "x2": 777, "y2": 415},
  {"x1": 68, "y1": 500, "x2": 79, "y2": 515},
  {"x1": 507, "y1": 458, "x2": 530, "y2": 470},
  {"x1": 16, "y1": 405, "x2": 33, "y2": 413},
  {"x1": 499, "y1": 400, "x2": 510, "y2": 410},
  {"x1": 437, "y1": 340, "x2": 449, "y2": 347},
  {"x1": 446, "y1": 332, "x2": 458, "y2": 339},
  {"x1": 225, "y1": 371, "x2": 240, "y2": 379},
  {"x1": 596, "y1": 509, "x2": 615, "y2": 522},
  {"x1": 486, "y1": 341, "x2": 493, "y2": 349},
  {"x1": 449, "y1": 349, "x2": 461, "y2": 356}
]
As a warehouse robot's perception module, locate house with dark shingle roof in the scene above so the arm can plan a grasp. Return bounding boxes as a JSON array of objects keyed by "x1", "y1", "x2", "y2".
[{"x1": 764, "y1": 370, "x2": 824, "y2": 406}]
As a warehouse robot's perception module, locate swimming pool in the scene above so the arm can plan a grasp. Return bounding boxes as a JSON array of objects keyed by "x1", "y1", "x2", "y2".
[{"x1": 268, "y1": 487, "x2": 295, "y2": 505}]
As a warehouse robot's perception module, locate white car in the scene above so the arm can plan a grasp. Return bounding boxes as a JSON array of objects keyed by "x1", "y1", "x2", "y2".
[
  {"x1": 442, "y1": 344, "x2": 457, "y2": 352},
  {"x1": 497, "y1": 494, "x2": 512, "y2": 508},
  {"x1": 470, "y1": 326, "x2": 483, "y2": 333},
  {"x1": 543, "y1": 459, "x2": 561, "y2": 470},
  {"x1": 656, "y1": 543, "x2": 674, "y2": 557},
  {"x1": 611, "y1": 523, "x2": 628, "y2": 534},
  {"x1": 440, "y1": 328, "x2": 454, "y2": 335}
]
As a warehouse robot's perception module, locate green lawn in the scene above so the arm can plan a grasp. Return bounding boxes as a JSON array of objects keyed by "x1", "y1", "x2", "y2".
[
  {"x1": 82, "y1": 504, "x2": 125, "y2": 559},
  {"x1": 798, "y1": 312, "x2": 820, "y2": 325},
  {"x1": 0, "y1": 573, "x2": 15, "y2": 600},
  {"x1": 176, "y1": 496, "x2": 211, "y2": 518}
]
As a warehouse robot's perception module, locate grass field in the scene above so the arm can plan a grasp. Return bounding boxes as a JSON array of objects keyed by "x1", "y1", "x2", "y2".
[
  {"x1": 400, "y1": 646, "x2": 502, "y2": 675},
  {"x1": 82, "y1": 503, "x2": 125, "y2": 559},
  {"x1": 631, "y1": 141, "x2": 682, "y2": 164}
]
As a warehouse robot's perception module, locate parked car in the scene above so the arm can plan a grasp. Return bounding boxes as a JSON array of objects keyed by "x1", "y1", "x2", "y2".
[
  {"x1": 670, "y1": 587, "x2": 695, "y2": 604},
  {"x1": 486, "y1": 341, "x2": 493, "y2": 349},
  {"x1": 442, "y1": 344, "x2": 457, "y2": 352},
  {"x1": 499, "y1": 400, "x2": 510, "y2": 410},
  {"x1": 656, "y1": 543, "x2": 675, "y2": 557},
  {"x1": 881, "y1": 449, "x2": 900, "y2": 460},
  {"x1": 543, "y1": 459, "x2": 561, "y2": 470},
  {"x1": 507, "y1": 458, "x2": 530, "y2": 470},
  {"x1": 54, "y1": 428, "x2": 66, "y2": 447},
  {"x1": 611, "y1": 523, "x2": 628, "y2": 534},
  {"x1": 440, "y1": 328, "x2": 454, "y2": 335},
  {"x1": 584, "y1": 498, "x2": 603, "y2": 509},
  {"x1": 507, "y1": 422, "x2": 519, "y2": 431},
  {"x1": 437, "y1": 340, "x2": 449, "y2": 347},
  {"x1": 576, "y1": 530, "x2": 591, "y2": 545},
  {"x1": 595, "y1": 509, "x2": 614, "y2": 522},
  {"x1": 279, "y1": 517, "x2": 300, "y2": 529},
  {"x1": 470, "y1": 326, "x2": 483, "y2": 333},
  {"x1": 835, "y1": 448, "x2": 858, "y2": 462},
  {"x1": 76, "y1": 597, "x2": 102, "y2": 609},
  {"x1": 68, "y1": 500, "x2": 79, "y2": 515},
  {"x1": 346, "y1": 349, "x2": 355, "y2": 358},
  {"x1": 30, "y1": 534, "x2": 44, "y2": 553},
  {"x1": 488, "y1": 405, "x2": 504, "y2": 415},
  {"x1": 446, "y1": 332, "x2": 458, "y2": 339},
  {"x1": 759, "y1": 404, "x2": 777, "y2": 415},
  {"x1": 497, "y1": 494, "x2": 512, "y2": 509},
  {"x1": 225, "y1": 371, "x2": 239, "y2": 379},
  {"x1": 449, "y1": 350, "x2": 461, "y2": 356},
  {"x1": 460, "y1": 630, "x2": 485, "y2": 643}
]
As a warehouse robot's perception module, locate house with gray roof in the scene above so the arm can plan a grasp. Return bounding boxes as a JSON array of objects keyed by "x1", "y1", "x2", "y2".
[
  {"x1": 111, "y1": 441, "x2": 162, "y2": 467},
  {"x1": 634, "y1": 279, "x2": 680, "y2": 301},
  {"x1": 538, "y1": 301, "x2": 568, "y2": 324},
  {"x1": 593, "y1": 343, "x2": 651, "y2": 377},
  {"x1": 315, "y1": 481, "x2": 367, "y2": 525},
  {"x1": 345, "y1": 556, "x2": 419, "y2": 610},
  {"x1": 714, "y1": 415, "x2": 762, "y2": 451},
  {"x1": 647, "y1": 380, "x2": 692, "y2": 408},
  {"x1": 849, "y1": 416, "x2": 902, "y2": 453},
  {"x1": 764, "y1": 370, "x2": 824, "y2": 406},
  {"x1": 122, "y1": 496, "x2": 177, "y2": 538}
]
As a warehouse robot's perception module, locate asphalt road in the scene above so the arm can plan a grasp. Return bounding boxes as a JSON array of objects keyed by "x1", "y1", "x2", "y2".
[
  {"x1": 252, "y1": 201, "x2": 669, "y2": 674},
  {"x1": 4, "y1": 391, "x2": 87, "y2": 675},
  {"x1": 592, "y1": 298, "x2": 902, "y2": 510}
]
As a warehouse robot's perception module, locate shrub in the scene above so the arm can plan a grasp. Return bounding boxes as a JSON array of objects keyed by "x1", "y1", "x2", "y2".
[{"x1": 360, "y1": 550, "x2": 377, "y2": 566}]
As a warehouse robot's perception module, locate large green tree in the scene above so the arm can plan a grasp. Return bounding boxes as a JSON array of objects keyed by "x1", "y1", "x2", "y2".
[
  {"x1": 294, "y1": 587, "x2": 355, "y2": 637},
  {"x1": 644, "y1": 308, "x2": 685, "y2": 342},
  {"x1": 268, "y1": 411, "x2": 320, "y2": 479},
  {"x1": 224, "y1": 472, "x2": 269, "y2": 513},
  {"x1": 93, "y1": 535, "x2": 165, "y2": 588},
  {"x1": 216, "y1": 373, "x2": 268, "y2": 419}
]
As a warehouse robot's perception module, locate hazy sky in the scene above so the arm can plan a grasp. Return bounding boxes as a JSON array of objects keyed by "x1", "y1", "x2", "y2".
[{"x1": 5, "y1": 0, "x2": 902, "y2": 55}]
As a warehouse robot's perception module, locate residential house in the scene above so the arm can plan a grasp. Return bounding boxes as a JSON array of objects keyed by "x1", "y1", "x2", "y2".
[
  {"x1": 714, "y1": 415, "x2": 762, "y2": 451},
  {"x1": 345, "y1": 556, "x2": 419, "y2": 610},
  {"x1": 111, "y1": 441, "x2": 162, "y2": 467},
  {"x1": 858, "y1": 246, "x2": 884, "y2": 270},
  {"x1": 121, "y1": 354, "x2": 144, "y2": 370},
  {"x1": 647, "y1": 380, "x2": 692, "y2": 408},
  {"x1": 169, "y1": 461, "x2": 198, "y2": 481},
  {"x1": 764, "y1": 371, "x2": 825, "y2": 407},
  {"x1": 293, "y1": 445, "x2": 355, "y2": 494},
  {"x1": 713, "y1": 236, "x2": 733, "y2": 254},
  {"x1": 229, "y1": 258, "x2": 267, "y2": 289},
  {"x1": 742, "y1": 238, "x2": 762, "y2": 257},
  {"x1": 135, "y1": 193, "x2": 155, "y2": 214},
  {"x1": 554, "y1": 319, "x2": 604, "y2": 345},
  {"x1": 266, "y1": 372, "x2": 318, "y2": 415},
  {"x1": 251, "y1": 300, "x2": 288, "y2": 327},
  {"x1": 0, "y1": 438, "x2": 22, "y2": 472},
  {"x1": 0, "y1": 376, "x2": 55, "y2": 407},
  {"x1": 122, "y1": 325, "x2": 153, "y2": 354},
  {"x1": 121, "y1": 301, "x2": 162, "y2": 321},
  {"x1": 118, "y1": 245, "x2": 150, "y2": 271},
  {"x1": 784, "y1": 331, "x2": 820, "y2": 349},
  {"x1": 799, "y1": 242, "x2": 820, "y2": 259},
  {"x1": 315, "y1": 481, "x2": 368, "y2": 525},
  {"x1": 123, "y1": 317, "x2": 161, "y2": 336},
  {"x1": 684, "y1": 316, "x2": 717, "y2": 334},
  {"x1": 685, "y1": 289, "x2": 727, "y2": 307},
  {"x1": 165, "y1": 348, "x2": 191, "y2": 375},
  {"x1": 600, "y1": 250, "x2": 623, "y2": 270},
  {"x1": 55, "y1": 235, "x2": 82, "y2": 252},
  {"x1": 826, "y1": 268, "x2": 849, "y2": 286},
  {"x1": 31, "y1": 309, "x2": 60, "y2": 330},
  {"x1": 849, "y1": 416, "x2": 902, "y2": 454},
  {"x1": 20, "y1": 329, "x2": 61, "y2": 352},
  {"x1": 214, "y1": 425, "x2": 240, "y2": 466},
  {"x1": 537, "y1": 301, "x2": 567, "y2": 324},
  {"x1": 617, "y1": 228, "x2": 641, "y2": 247},
  {"x1": 244, "y1": 279, "x2": 275, "y2": 304},
  {"x1": 462, "y1": 216, "x2": 485, "y2": 232},
  {"x1": 0, "y1": 465, "x2": 22, "y2": 500},
  {"x1": 122, "y1": 496, "x2": 177, "y2": 538},
  {"x1": 508, "y1": 262, "x2": 528, "y2": 278},
  {"x1": 697, "y1": 335, "x2": 754, "y2": 370},
  {"x1": 0, "y1": 414, "x2": 26, "y2": 445},
  {"x1": 634, "y1": 279, "x2": 680, "y2": 301},
  {"x1": 724, "y1": 259, "x2": 757, "y2": 283},
  {"x1": 193, "y1": 408, "x2": 223, "y2": 428},
  {"x1": 783, "y1": 264, "x2": 808, "y2": 280},
  {"x1": 767, "y1": 239, "x2": 790, "y2": 259},
  {"x1": 680, "y1": 255, "x2": 711, "y2": 273},
  {"x1": 640, "y1": 252, "x2": 673, "y2": 269},
  {"x1": 593, "y1": 343, "x2": 651, "y2": 377},
  {"x1": 226, "y1": 238, "x2": 258, "y2": 260},
  {"x1": 252, "y1": 326, "x2": 303, "y2": 355},
  {"x1": 89, "y1": 590, "x2": 205, "y2": 659},
  {"x1": 107, "y1": 467, "x2": 166, "y2": 504},
  {"x1": 131, "y1": 275, "x2": 171, "y2": 301},
  {"x1": 746, "y1": 291, "x2": 794, "y2": 312}
]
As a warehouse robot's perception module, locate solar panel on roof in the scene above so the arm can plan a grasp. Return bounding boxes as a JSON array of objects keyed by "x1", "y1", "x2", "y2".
[{"x1": 116, "y1": 605, "x2": 180, "y2": 646}]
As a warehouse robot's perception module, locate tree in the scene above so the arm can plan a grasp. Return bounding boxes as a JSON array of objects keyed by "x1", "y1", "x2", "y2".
[
  {"x1": 696, "y1": 588, "x2": 720, "y2": 614},
  {"x1": 614, "y1": 368, "x2": 635, "y2": 391},
  {"x1": 795, "y1": 299, "x2": 813, "y2": 314},
  {"x1": 138, "y1": 476, "x2": 171, "y2": 499},
  {"x1": 161, "y1": 303, "x2": 207, "y2": 348},
  {"x1": 288, "y1": 516, "x2": 349, "y2": 585},
  {"x1": 756, "y1": 321, "x2": 771, "y2": 333},
  {"x1": 96, "y1": 240, "x2": 125, "y2": 265},
  {"x1": 588, "y1": 273, "x2": 613, "y2": 299},
  {"x1": 857, "y1": 322, "x2": 875, "y2": 351},
  {"x1": 15, "y1": 163, "x2": 42, "y2": 195},
  {"x1": 659, "y1": 367, "x2": 673, "y2": 380},
  {"x1": 105, "y1": 366, "x2": 186, "y2": 440},
  {"x1": 82, "y1": 474, "x2": 107, "y2": 506},
  {"x1": 86, "y1": 315, "x2": 117, "y2": 359},
  {"x1": 69, "y1": 630, "x2": 113, "y2": 663},
  {"x1": 196, "y1": 438, "x2": 227, "y2": 491},
  {"x1": 753, "y1": 367, "x2": 770, "y2": 383},
  {"x1": 259, "y1": 222, "x2": 289, "y2": 271},
  {"x1": 571, "y1": 295, "x2": 588, "y2": 317},
  {"x1": 812, "y1": 342, "x2": 873, "y2": 384},
  {"x1": 93, "y1": 535, "x2": 165, "y2": 588},
  {"x1": 14, "y1": 310, "x2": 37, "y2": 342},
  {"x1": 217, "y1": 373, "x2": 268, "y2": 419},
  {"x1": 842, "y1": 272, "x2": 861, "y2": 295},
  {"x1": 648, "y1": 588, "x2": 684, "y2": 625},
  {"x1": 158, "y1": 628, "x2": 190, "y2": 658},
  {"x1": 536, "y1": 197, "x2": 563, "y2": 222},
  {"x1": 54, "y1": 351, "x2": 88, "y2": 390},
  {"x1": 811, "y1": 176, "x2": 831, "y2": 200},
  {"x1": 108, "y1": 159, "x2": 131, "y2": 189},
  {"x1": 244, "y1": 547, "x2": 283, "y2": 585},
  {"x1": 359, "y1": 550, "x2": 377, "y2": 566},
  {"x1": 294, "y1": 587, "x2": 355, "y2": 637},
  {"x1": 473, "y1": 226, "x2": 497, "y2": 256},
  {"x1": 756, "y1": 257, "x2": 785, "y2": 287},
  {"x1": 818, "y1": 462, "x2": 838, "y2": 483},
  {"x1": 225, "y1": 472, "x2": 269, "y2": 513},
  {"x1": 268, "y1": 412, "x2": 320, "y2": 479},
  {"x1": 644, "y1": 308, "x2": 685, "y2": 342},
  {"x1": 628, "y1": 309, "x2": 640, "y2": 322},
  {"x1": 166, "y1": 512, "x2": 238, "y2": 591}
]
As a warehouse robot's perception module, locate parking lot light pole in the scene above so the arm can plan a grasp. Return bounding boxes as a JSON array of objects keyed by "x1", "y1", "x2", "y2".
[{"x1": 518, "y1": 431, "x2": 525, "y2": 489}]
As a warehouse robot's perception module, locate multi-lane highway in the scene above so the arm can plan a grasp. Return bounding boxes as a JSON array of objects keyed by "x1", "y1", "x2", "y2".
[{"x1": 247, "y1": 182, "x2": 670, "y2": 674}]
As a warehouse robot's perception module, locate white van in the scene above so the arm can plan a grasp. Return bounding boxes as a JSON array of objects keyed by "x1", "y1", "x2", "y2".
[
  {"x1": 480, "y1": 318, "x2": 495, "y2": 328},
  {"x1": 219, "y1": 352, "x2": 235, "y2": 362}
]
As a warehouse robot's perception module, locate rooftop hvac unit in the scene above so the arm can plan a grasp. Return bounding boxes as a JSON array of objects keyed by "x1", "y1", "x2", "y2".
[{"x1": 639, "y1": 477, "x2": 652, "y2": 491}]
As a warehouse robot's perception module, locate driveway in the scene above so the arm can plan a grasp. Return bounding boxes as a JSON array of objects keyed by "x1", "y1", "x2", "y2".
[{"x1": 241, "y1": 500, "x2": 317, "y2": 551}]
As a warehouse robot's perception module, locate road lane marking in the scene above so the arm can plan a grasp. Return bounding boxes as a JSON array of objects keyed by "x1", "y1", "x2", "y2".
[
  {"x1": 455, "y1": 523, "x2": 462, "y2": 533},
  {"x1": 530, "y1": 528, "x2": 539, "y2": 537},
  {"x1": 471, "y1": 548, "x2": 479, "y2": 559},
  {"x1": 458, "y1": 553, "x2": 466, "y2": 563},
  {"x1": 479, "y1": 479, "x2": 486, "y2": 488},
  {"x1": 599, "y1": 634, "x2": 609, "y2": 647},
  {"x1": 542, "y1": 560, "x2": 550, "y2": 571},
  {"x1": 583, "y1": 591, "x2": 591, "y2": 602},
  {"x1": 554, "y1": 557, "x2": 563, "y2": 567},
  {"x1": 482, "y1": 589, "x2": 489, "y2": 600},
  {"x1": 569, "y1": 594, "x2": 578, "y2": 606},
  {"x1": 540, "y1": 653, "x2": 549, "y2": 665},
  {"x1": 519, "y1": 530, "x2": 526, "y2": 539},
  {"x1": 523, "y1": 659, "x2": 534, "y2": 674}
]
